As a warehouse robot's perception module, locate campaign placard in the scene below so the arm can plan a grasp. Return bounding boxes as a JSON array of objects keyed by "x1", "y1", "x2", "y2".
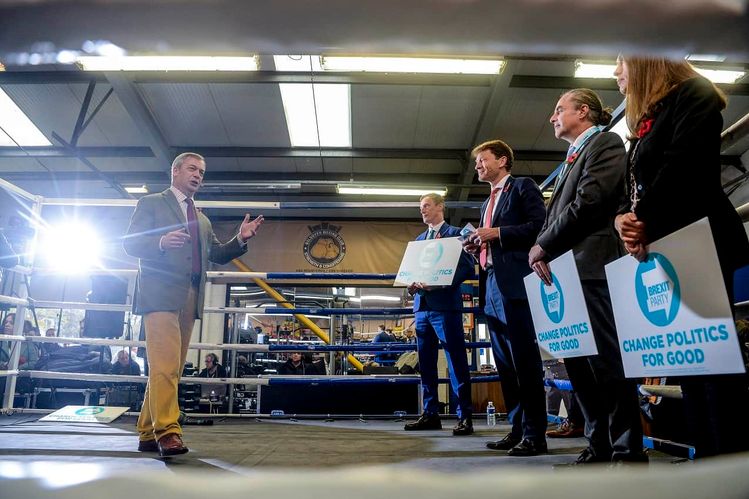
[
  {"x1": 40, "y1": 405, "x2": 129, "y2": 423},
  {"x1": 394, "y1": 237, "x2": 463, "y2": 287},
  {"x1": 605, "y1": 218, "x2": 746, "y2": 377},
  {"x1": 524, "y1": 250, "x2": 598, "y2": 360}
]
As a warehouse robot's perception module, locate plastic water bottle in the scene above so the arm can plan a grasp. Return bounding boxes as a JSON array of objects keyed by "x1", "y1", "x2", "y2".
[{"x1": 486, "y1": 401, "x2": 496, "y2": 426}]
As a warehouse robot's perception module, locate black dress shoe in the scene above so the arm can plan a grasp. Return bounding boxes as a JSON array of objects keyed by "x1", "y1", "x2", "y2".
[
  {"x1": 486, "y1": 433, "x2": 521, "y2": 450},
  {"x1": 507, "y1": 438, "x2": 548, "y2": 456},
  {"x1": 452, "y1": 418, "x2": 474, "y2": 436},
  {"x1": 555, "y1": 447, "x2": 609, "y2": 467},
  {"x1": 404, "y1": 413, "x2": 442, "y2": 431}
]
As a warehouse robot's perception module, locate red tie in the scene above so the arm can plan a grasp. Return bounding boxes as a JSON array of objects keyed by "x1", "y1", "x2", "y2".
[
  {"x1": 479, "y1": 187, "x2": 500, "y2": 269},
  {"x1": 185, "y1": 198, "x2": 202, "y2": 275}
]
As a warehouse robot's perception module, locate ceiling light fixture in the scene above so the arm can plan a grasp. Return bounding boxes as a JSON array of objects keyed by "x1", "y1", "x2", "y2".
[
  {"x1": 575, "y1": 60, "x2": 746, "y2": 84},
  {"x1": 692, "y1": 68, "x2": 746, "y2": 84},
  {"x1": 124, "y1": 185, "x2": 149, "y2": 194},
  {"x1": 0, "y1": 89, "x2": 51, "y2": 146},
  {"x1": 321, "y1": 56, "x2": 504, "y2": 74},
  {"x1": 574, "y1": 61, "x2": 617, "y2": 79},
  {"x1": 278, "y1": 83, "x2": 351, "y2": 147},
  {"x1": 275, "y1": 54, "x2": 351, "y2": 147},
  {"x1": 76, "y1": 55, "x2": 259, "y2": 71},
  {"x1": 200, "y1": 182, "x2": 302, "y2": 191},
  {"x1": 337, "y1": 185, "x2": 448, "y2": 197}
]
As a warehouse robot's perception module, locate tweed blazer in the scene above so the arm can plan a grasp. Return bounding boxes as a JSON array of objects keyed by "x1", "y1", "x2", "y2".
[{"x1": 123, "y1": 189, "x2": 246, "y2": 318}]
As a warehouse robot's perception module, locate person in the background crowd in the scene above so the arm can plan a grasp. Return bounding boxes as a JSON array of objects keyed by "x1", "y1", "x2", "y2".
[
  {"x1": 112, "y1": 349, "x2": 142, "y2": 376},
  {"x1": 198, "y1": 353, "x2": 227, "y2": 378},
  {"x1": 277, "y1": 352, "x2": 320, "y2": 375},
  {"x1": 2, "y1": 314, "x2": 41, "y2": 370},
  {"x1": 42, "y1": 328, "x2": 62, "y2": 355},
  {"x1": 21, "y1": 326, "x2": 41, "y2": 369},
  {"x1": 614, "y1": 55, "x2": 749, "y2": 458},
  {"x1": 372, "y1": 325, "x2": 399, "y2": 365}
]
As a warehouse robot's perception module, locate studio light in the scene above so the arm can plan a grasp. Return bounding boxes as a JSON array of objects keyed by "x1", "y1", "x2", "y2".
[{"x1": 38, "y1": 222, "x2": 102, "y2": 273}]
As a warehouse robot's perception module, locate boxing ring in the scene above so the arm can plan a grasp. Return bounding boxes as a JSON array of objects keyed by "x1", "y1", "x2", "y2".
[
  {"x1": 0, "y1": 177, "x2": 501, "y2": 420},
  {"x1": 1, "y1": 176, "x2": 748, "y2": 454}
]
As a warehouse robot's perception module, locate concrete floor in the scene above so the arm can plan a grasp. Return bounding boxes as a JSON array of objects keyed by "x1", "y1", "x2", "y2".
[{"x1": 2, "y1": 412, "x2": 749, "y2": 499}]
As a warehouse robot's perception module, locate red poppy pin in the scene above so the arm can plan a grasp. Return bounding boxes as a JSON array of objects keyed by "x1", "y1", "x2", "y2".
[
  {"x1": 503, "y1": 183, "x2": 511, "y2": 193},
  {"x1": 565, "y1": 152, "x2": 578, "y2": 164},
  {"x1": 637, "y1": 118, "x2": 654, "y2": 138}
]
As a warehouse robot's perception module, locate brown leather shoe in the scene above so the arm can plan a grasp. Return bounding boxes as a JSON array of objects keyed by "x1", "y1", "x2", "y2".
[
  {"x1": 546, "y1": 419, "x2": 584, "y2": 438},
  {"x1": 138, "y1": 439, "x2": 159, "y2": 452},
  {"x1": 158, "y1": 433, "x2": 189, "y2": 457}
]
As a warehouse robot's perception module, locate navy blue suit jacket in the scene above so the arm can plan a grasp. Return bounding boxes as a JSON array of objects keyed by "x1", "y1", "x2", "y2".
[
  {"x1": 479, "y1": 176, "x2": 546, "y2": 301},
  {"x1": 413, "y1": 223, "x2": 475, "y2": 312}
]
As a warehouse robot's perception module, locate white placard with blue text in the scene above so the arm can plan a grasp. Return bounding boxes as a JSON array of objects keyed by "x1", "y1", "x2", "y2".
[
  {"x1": 523, "y1": 250, "x2": 599, "y2": 360},
  {"x1": 605, "y1": 218, "x2": 745, "y2": 377},
  {"x1": 394, "y1": 237, "x2": 463, "y2": 287},
  {"x1": 40, "y1": 405, "x2": 129, "y2": 423}
]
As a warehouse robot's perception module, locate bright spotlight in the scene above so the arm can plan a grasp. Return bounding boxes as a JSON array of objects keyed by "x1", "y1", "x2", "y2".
[{"x1": 39, "y1": 223, "x2": 102, "y2": 273}]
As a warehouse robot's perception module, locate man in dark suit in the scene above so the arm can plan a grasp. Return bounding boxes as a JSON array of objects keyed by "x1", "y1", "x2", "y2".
[
  {"x1": 463, "y1": 140, "x2": 548, "y2": 456},
  {"x1": 403, "y1": 193, "x2": 476, "y2": 435},
  {"x1": 124, "y1": 152, "x2": 263, "y2": 456},
  {"x1": 528, "y1": 88, "x2": 644, "y2": 464}
]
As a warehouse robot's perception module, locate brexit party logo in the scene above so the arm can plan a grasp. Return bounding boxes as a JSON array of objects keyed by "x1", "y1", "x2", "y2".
[
  {"x1": 75, "y1": 407, "x2": 105, "y2": 416},
  {"x1": 540, "y1": 274, "x2": 564, "y2": 324},
  {"x1": 635, "y1": 253, "x2": 681, "y2": 327},
  {"x1": 303, "y1": 223, "x2": 346, "y2": 269},
  {"x1": 418, "y1": 241, "x2": 444, "y2": 269}
]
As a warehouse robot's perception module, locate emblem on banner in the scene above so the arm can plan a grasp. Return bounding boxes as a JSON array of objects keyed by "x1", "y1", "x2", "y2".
[
  {"x1": 75, "y1": 407, "x2": 105, "y2": 416},
  {"x1": 418, "y1": 241, "x2": 444, "y2": 268},
  {"x1": 635, "y1": 253, "x2": 681, "y2": 327},
  {"x1": 303, "y1": 223, "x2": 346, "y2": 269},
  {"x1": 540, "y1": 274, "x2": 565, "y2": 324}
]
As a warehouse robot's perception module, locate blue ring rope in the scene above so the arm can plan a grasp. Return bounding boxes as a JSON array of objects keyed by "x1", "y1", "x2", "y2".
[
  {"x1": 263, "y1": 307, "x2": 483, "y2": 316},
  {"x1": 266, "y1": 375, "x2": 500, "y2": 385},
  {"x1": 265, "y1": 341, "x2": 492, "y2": 352},
  {"x1": 265, "y1": 273, "x2": 397, "y2": 280}
]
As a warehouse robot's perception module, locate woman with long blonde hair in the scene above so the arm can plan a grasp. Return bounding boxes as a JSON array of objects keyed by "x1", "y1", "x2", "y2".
[{"x1": 614, "y1": 55, "x2": 749, "y2": 458}]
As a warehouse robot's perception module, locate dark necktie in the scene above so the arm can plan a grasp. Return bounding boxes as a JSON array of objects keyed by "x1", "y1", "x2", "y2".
[
  {"x1": 479, "y1": 187, "x2": 500, "y2": 269},
  {"x1": 185, "y1": 198, "x2": 201, "y2": 275},
  {"x1": 426, "y1": 228, "x2": 436, "y2": 240}
]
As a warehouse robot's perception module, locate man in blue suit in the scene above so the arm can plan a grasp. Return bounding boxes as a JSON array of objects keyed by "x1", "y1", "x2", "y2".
[
  {"x1": 463, "y1": 139, "x2": 548, "y2": 456},
  {"x1": 404, "y1": 193, "x2": 476, "y2": 436}
]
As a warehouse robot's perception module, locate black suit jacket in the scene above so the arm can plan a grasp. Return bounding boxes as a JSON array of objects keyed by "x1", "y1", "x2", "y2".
[
  {"x1": 623, "y1": 76, "x2": 749, "y2": 279},
  {"x1": 537, "y1": 131, "x2": 627, "y2": 280},
  {"x1": 479, "y1": 176, "x2": 546, "y2": 301}
]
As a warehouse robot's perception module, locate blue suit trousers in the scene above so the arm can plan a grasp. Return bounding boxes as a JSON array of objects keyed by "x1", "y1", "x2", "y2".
[{"x1": 415, "y1": 310, "x2": 473, "y2": 419}]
